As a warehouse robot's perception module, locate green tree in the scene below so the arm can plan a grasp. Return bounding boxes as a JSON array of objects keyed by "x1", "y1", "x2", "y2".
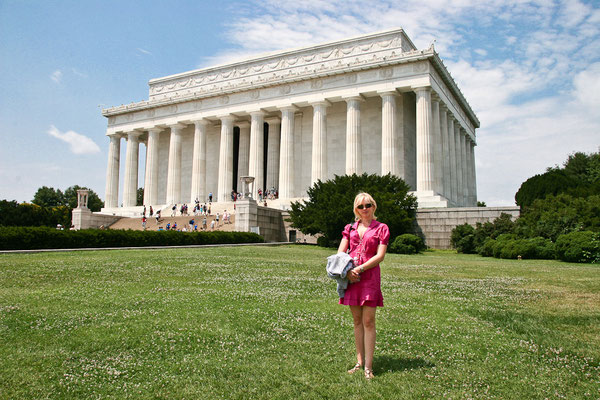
[
  {"x1": 516, "y1": 194, "x2": 600, "y2": 241},
  {"x1": 32, "y1": 186, "x2": 64, "y2": 207},
  {"x1": 515, "y1": 150, "x2": 600, "y2": 208},
  {"x1": 288, "y1": 173, "x2": 417, "y2": 247},
  {"x1": 515, "y1": 168, "x2": 577, "y2": 208},
  {"x1": 137, "y1": 188, "x2": 144, "y2": 206}
]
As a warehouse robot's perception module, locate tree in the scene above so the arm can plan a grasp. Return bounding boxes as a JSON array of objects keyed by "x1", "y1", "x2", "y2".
[
  {"x1": 515, "y1": 150, "x2": 600, "y2": 208},
  {"x1": 516, "y1": 194, "x2": 600, "y2": 241},
  {"x1": 288, "y1": 173, "x2": 418, "y2": 247},
  {"x1": 62, "y1": 185, "x2": 104, "y2": 211},
  {"x1": 137, "y1": 188, "x2": 144, "y2": 206},
  {"x1": 32, "y1": 186, "x2": 64, "y2": 207}
]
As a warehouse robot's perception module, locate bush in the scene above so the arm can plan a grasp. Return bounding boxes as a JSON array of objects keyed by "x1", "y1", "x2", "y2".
[
  {"x1": 527, "y1": 237, "x2": 556, "y2": 260},
  {"x1": 0, "y1": 227, "x2": 264, "y2": 250},
  {"x1": 555, "y1": 231, "x2": 600, "y2": 263},
  {"x1": 389, "y1": 234, "x2": 425, "y2": 254},
  {"x1": 289, "y1": 173, "x2": 417, "y2": 248},
  {"x1": 486, "y1": 236, "x2": 556, "y2": 260},
  {"x1": 516, "y1": 194, "x2": 600, "y2": 241},
  {"x1": 316, "y1": 235, "x2": 335, "y2": 248},
  {"x1": 450, "y1": 223, "x2": 476, "y2": 253},
  {"x1": 478, "y1": 238, "x2": 496, "y2": 257}
]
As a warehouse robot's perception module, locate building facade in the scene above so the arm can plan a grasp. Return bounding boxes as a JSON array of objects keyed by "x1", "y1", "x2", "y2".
[{"x1": 101, "y1": 28, "x2": 479, "y2": 215}]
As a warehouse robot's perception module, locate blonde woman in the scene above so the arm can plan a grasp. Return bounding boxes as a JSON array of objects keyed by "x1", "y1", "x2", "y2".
[{"x1": 337, "y1": 192, "x2": 389, "y2": 379}]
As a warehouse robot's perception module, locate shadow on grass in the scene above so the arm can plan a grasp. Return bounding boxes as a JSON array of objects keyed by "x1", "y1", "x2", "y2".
[{"x1": 374, "y1": 355, "x2": 435, "y2": 375}]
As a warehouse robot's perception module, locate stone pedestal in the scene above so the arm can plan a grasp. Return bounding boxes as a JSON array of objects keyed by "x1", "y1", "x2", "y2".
[{"x1": 234, "y1": 198, "x2": 258, "y2": 233}]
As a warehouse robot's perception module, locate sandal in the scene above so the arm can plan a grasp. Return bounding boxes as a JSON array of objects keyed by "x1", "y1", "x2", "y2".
[
  {"x1": 364, "y1": 367, "x2": 374, "y2": 380},
  {"x1": 347, "y1": 363, "x2": 362, "y2": 374}
]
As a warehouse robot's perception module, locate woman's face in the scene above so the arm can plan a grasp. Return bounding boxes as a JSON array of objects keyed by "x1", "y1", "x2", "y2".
[{"x1": 356, "y1": 197, "x2": 374, "y2": 220}]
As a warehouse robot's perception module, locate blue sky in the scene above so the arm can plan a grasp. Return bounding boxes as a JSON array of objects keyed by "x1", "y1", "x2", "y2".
[{"x1": 1, "y1": 0, "x2": 598, "y2": 206}]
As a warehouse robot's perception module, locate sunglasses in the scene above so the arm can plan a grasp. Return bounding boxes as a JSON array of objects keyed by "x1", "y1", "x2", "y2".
[{"x1": 357, "y1": 203, "x2": 373, "y2": 210}]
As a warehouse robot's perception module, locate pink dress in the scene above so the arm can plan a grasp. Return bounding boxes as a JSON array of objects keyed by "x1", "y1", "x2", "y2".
[{"x1": 339, "y1": 220, "x2": 390, "y2": 307}]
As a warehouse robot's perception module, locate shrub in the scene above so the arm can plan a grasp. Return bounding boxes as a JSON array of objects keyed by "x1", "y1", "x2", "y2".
[
  {"x1": 478, "y1": 238, "x2": 496, "y2": 257},
  {"x1": 0, "y1": 227, "x2": 264, "y2": 250},
  {"x1": 389, "y1": 234, "x2": 425, "y2": 254},
  {"x1": 527, "y1": 237, "x2": 556, "y2": 260},
  {"x1": 555, "y1": 231, "x2": 600, "y2": 263},
  {"x1": 492, "y1": 234, "x2": 516, "y2": 258},
  {"x1": 316, "y1": 236, "x2": 335, "y2": 248},
  {"x1": 516, "y1": 194, "x2": 600, "y2": 241},
  {"x1": 450, "y1": 223, "x2": 476, "y2": 254}
]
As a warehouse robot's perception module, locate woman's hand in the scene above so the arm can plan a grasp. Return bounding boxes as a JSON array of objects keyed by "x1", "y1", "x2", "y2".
[{"x1": 348, "y1": 267, "x2": 361, "y2": 283}]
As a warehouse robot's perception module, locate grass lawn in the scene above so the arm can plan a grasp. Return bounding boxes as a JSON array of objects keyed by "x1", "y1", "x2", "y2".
[{"x1": 1, "y1": 245, "x2": 599, "y2": 399}]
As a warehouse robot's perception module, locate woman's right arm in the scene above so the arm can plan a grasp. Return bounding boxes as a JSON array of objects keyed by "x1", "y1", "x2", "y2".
[{"x1": 337, "y1": 238, "x2": 349, "y2": 253}]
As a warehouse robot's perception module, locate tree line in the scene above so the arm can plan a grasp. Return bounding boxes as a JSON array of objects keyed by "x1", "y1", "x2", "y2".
[
  {"x1": 453, "y1": 149, "x2": 600, "y2": 263},
  {"x1": 0, "y1": 185, "x2": 104, "y2": 228}
]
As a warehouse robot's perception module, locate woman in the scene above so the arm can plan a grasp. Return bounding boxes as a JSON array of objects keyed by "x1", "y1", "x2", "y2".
[{"x1": 337, "y1": 192, "x2": 389, "y2": 380}]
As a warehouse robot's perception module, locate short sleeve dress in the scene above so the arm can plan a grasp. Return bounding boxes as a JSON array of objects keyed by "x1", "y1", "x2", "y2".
[{"x1": 340, "y1": 220, "x2": 390, "y2": 307}]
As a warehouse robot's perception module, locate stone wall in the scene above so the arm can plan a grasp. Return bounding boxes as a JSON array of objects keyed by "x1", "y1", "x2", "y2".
[
  {"x1": 414, "y1": 206, "x2": 520, "y2": 249},
  {"x1": 72, "y1": 209, "x2": 123, "y2": 230},
  {"x1": 234, "y1": 199, "x2": 288, "y2": 242}
]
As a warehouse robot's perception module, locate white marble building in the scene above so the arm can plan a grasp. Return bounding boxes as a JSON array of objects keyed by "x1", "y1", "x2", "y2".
[{"x1": 101, "y1": 28, "x2": 479, "y2": 215}]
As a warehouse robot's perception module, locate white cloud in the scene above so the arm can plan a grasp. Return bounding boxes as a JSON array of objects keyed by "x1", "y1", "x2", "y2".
[
  {"x1": 137, "y1": 47, "x2": 153, "y2": 55},
  {"x1": 72, "y1": 68, "x2": 88, "y2": 78},
  {"x1": 51, "y1": 70, "x2": 62, "y2": 83},
  {"x1": 47, "y1": 125, "x2": 101, "y2": 155}
]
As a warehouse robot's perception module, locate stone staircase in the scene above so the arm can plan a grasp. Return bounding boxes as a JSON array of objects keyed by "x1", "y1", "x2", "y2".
[{"x1": 108, "y1": 202, "x2": 237, "y2": 232}]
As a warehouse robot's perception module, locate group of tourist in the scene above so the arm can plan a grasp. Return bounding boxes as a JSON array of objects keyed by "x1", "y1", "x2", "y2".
[{"x1": 257, "y1": 187, "x2": 278, "y2": 201}]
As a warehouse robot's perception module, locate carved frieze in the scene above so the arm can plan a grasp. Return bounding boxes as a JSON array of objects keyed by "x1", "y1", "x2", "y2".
[{"x1": 146, "y1": 30, "x2": 413, "y2": 102}]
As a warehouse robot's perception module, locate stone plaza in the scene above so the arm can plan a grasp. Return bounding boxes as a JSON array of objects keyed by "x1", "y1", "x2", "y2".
[{"x1": 101, "y1": 28, "x2": 479, "y2": 216}]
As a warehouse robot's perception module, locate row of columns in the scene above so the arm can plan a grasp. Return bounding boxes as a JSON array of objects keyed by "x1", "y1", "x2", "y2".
[
  {"x1": 414, "y1": 87, "x2": 477, "y2": 206},
  {"x1": 105, "y1": 86, "x2": 476, "y2": 208}
]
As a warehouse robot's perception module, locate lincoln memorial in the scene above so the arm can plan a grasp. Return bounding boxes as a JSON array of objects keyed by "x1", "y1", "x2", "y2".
[{"x1": 101, "y1": 28, "x2": 479, "y2": 216}]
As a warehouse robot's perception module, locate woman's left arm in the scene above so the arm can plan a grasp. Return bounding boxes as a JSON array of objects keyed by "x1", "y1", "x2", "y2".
[{"x1": 354, "y1": 244, "x2": 387, "y2": 273}]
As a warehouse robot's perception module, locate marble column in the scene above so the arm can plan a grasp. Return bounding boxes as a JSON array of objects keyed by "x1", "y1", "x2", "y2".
[
  {"x1": 218, "y1": 116, "x2": 235, "y2": 202},
  {"x1": 440, "y1": 105, "x2": 450, "y2": 200},
  {"x1": 380, "y1": 91, "x2": 397, "y2": 176},
  {"x1": 190, "y1": 120, "x2": 208, "y2": 203},
  {"x1": 447, "y1": 116, "x2": 458, "y2": 205},
  {"x1": 105, "y1": 134, "x2": 121, "y2": 208},
  {"x1": 166, "y1": 124, "x2": 185, "y2": 205},
  {"x1": 470, "y1": 140, "x2": 478, "y2": 205},
  {"x1": 265, "y1": 117, "x2": 281, "y2": 191},
  {"x1": 345, "y1": 96, "x2": 364, "y2": 175},
  {"x1": 431, "y1": 97, "x2": 443, "y2": 195},
  {"x1": 464, "y1": 134, "x2": 473, "y2": 206},
  {"x1": 279, "y1": 106, "x2": 297, "y2": 199},
  {"x1": 237, "y1": 121, "x2": 250, "y2": 182},
  {"x1": 143, "y1": 128, "x2": 161, "y2": 207},
  {"x1": 249, "y1": 111, "x2": 265, "y2": 199},
  {"x1": 415, "y1": 87, "x2": 434, "y2": 192},
  {"x1": 123, "y1": 131, "x2": 141, "y2": 207},
  {"x1": 454, "y1": 123, "x2": 464, "y2": 206},
  {"x1": 311, "y1": 101, "x2": 330, "y2": 185},
  {"x1": 461, "y1": 130, "x2": 469, "y2": 207}
]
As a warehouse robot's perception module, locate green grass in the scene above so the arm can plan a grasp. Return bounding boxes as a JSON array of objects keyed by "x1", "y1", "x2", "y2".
[{"x1": 1, "y1": 246, "x2": 599, "y2": 399}]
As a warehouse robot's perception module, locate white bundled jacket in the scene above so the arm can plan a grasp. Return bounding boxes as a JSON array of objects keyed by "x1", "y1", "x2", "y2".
[{"x1": 326, "y1": 252, "x2": 355, "y2": 298}]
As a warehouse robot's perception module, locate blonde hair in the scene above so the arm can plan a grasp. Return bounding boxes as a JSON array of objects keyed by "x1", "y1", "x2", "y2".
[{"x1": 353, "y1": 192, "x2": 377, "y2": 221}]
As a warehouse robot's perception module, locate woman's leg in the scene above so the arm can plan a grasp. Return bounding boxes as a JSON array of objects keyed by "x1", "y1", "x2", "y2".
[
  {"x1": 362, "y1": 306, "x2": 377, "y2": 370},
  {"x1": 349, "y1": 305, "x2": 365, "y2": 366}
]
